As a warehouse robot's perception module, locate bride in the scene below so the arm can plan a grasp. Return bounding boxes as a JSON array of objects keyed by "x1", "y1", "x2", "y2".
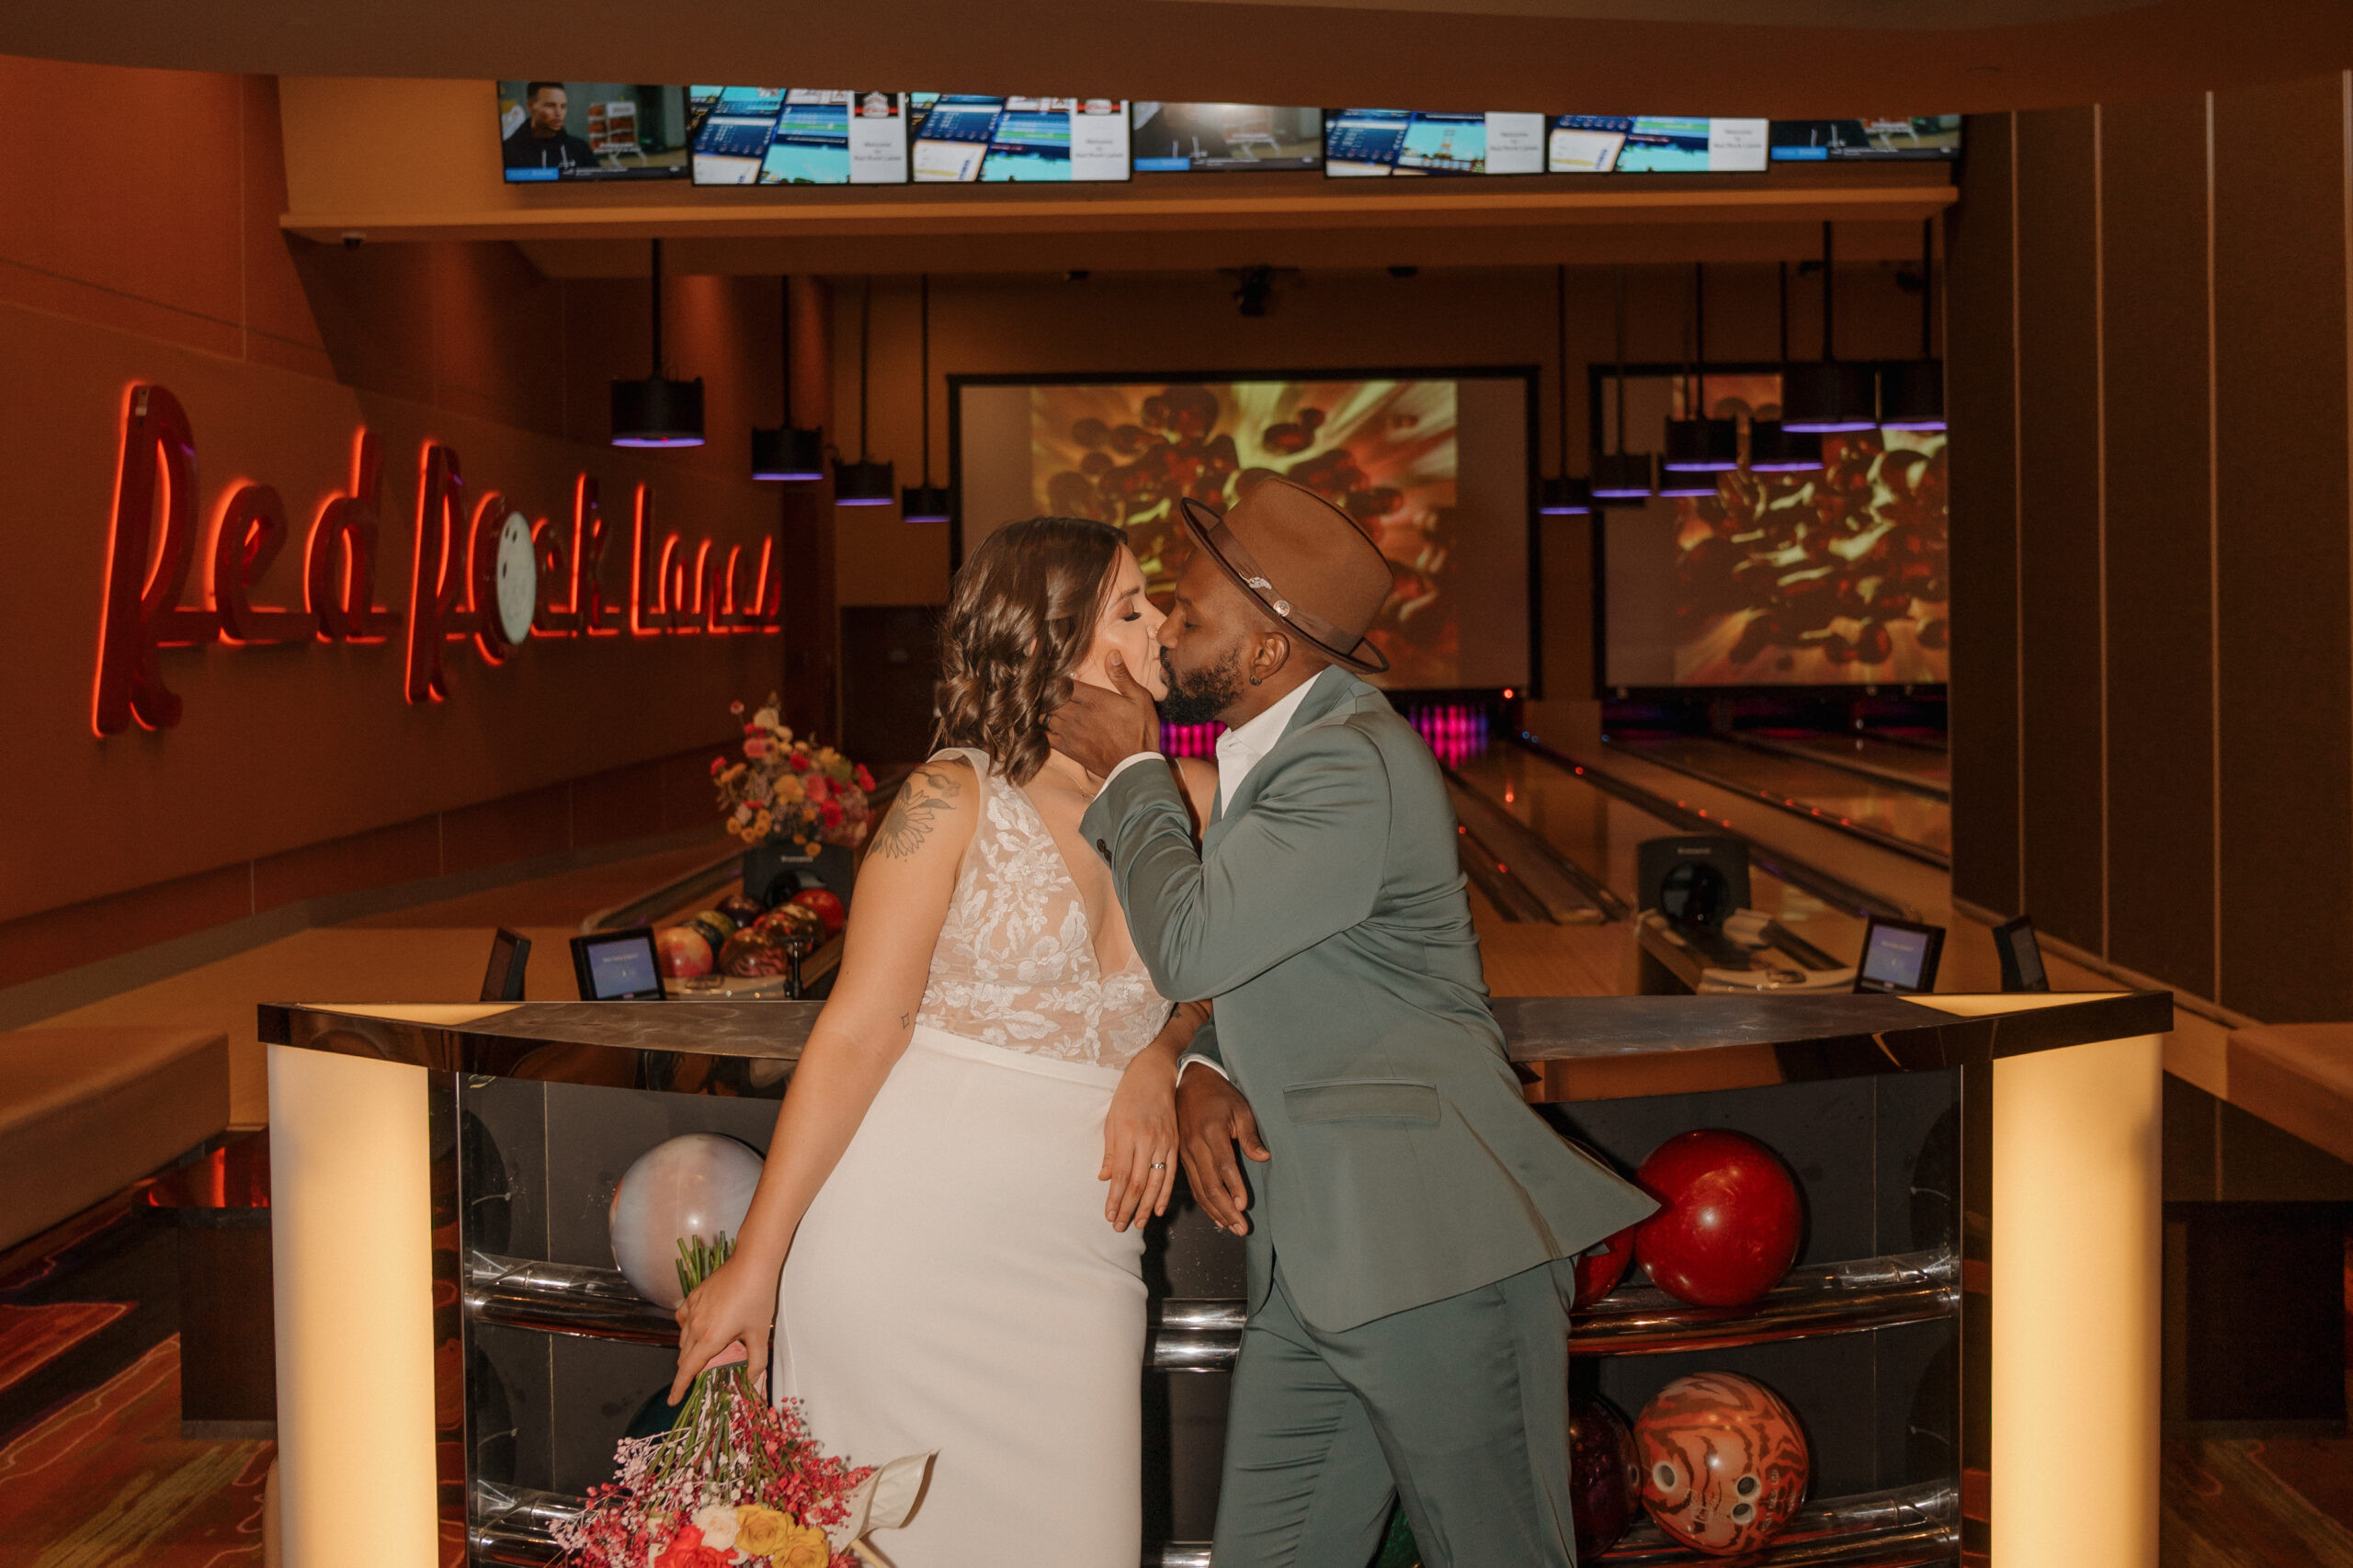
[{"x1": 671, "y1": 517, "x2": 1214, "y2": 1566}]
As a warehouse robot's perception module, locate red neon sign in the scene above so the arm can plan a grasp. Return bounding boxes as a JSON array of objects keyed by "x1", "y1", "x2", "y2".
[{"x1": 89, "y1": 382, "x2": 781, "y2": 737}]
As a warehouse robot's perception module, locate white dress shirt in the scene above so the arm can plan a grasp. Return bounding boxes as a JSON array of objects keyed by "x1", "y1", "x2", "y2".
[{"x1": 1100, "y1": 672, "x2": 1329, "y2": 1083}]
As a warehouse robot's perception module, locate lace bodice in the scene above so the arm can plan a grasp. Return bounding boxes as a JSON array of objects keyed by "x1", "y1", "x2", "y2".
[{"x1": 915, "y1": 748, "x2": 1171, "y2": 1071}]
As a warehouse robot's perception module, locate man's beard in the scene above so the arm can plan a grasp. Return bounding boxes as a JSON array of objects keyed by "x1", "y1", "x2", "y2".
[{"x1": 1156, "y1": 644, "x2": 1244, "y2": 728}]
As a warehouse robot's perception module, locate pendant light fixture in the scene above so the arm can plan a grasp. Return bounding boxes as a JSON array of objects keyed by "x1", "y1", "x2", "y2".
[
  {"x1": 1538, "y1": 265, "x2": 1592, "y2": 516},
  {"x1": 1780, "y1": 222, "x2": 1878, "y2": 435},
  {"x1": 833, "y1": 276, "x2": 895, "y2": 506},
  {"x1": 751, "y1": 277, "x2": 826, "y2": 481},
  {"x1": 1661, "y1": 261, "x2": 1738, "y2": 495},
  {"x1": 611, "y1": 238, "x2": 706, "y2": 448},
  {"x1": 1881, "y1": 219, "x2": 1947, "y2": 432},
  {"x1": 1749, "y1": 261, "x2": 1825, "y2": 474},
  {"x1": 901, "y1": 275, "x2": 951, "y2": 523},
  {"x1": 1590, "y1": 266, "x2": 1654, "y2": 504}
]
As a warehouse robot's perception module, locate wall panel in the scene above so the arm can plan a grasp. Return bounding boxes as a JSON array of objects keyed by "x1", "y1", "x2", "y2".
[
  {"x1": 1948, "y1": 113, "x2": 2024, "y2": 918},
  {"x1": 2211, "y1": 75, "x2": 2353, "y2": 1021},
  {"x1": 2013, "y1": 107, "x2": 2108, "y2": 951},
  {"x1": 2100, "y1": 97, "x2": 2218, "y2": 999}
]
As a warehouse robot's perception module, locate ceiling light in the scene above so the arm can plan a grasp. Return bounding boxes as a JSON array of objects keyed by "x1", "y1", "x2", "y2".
[
  {"x1": 751, "y1": 277, "x2": 825, "y2": 480},
  {"x1": 1748, "y1": 420, "x2": 1824, "y2": 472},
  {"x1": 901, "y1": 274, "x2": 951, "y2": 522},
  {"x1": 611, "y1": 238, "x2": 705, "y2": 448},
  {"x1": 835, "y1": 276, "x2": 894, "y2": 508},
  {"x1": 1781, "y1": 222, "x2": 1876, "y2": 435},
  {"x1": 1538, "y1": 475, "x2": 1592, "y2": 516}
]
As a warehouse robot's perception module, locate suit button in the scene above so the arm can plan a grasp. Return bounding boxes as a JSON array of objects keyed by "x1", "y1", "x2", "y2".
[{"x1": 1095, "y1": 838, "x2": 1111, "y2": 862}]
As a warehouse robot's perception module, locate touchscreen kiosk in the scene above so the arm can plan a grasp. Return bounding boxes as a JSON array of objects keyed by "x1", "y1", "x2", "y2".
[
  {"x1": 569, "y1": 928, "x2": 667, "y2": 1002},
  {"x1": 1853, "y1": 916, "x2": 1946, "y2": 995},
  {"x1": 481, "y1": 928, "x2": 530, "y2": 1003},
  {"x1": 1994, "y1": 915, "x2": 2051, "y2": 993}
]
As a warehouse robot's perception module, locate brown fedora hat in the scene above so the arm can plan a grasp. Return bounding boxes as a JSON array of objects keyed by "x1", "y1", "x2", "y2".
[{"x1": 1178, "y1": 476, "x2": 1391, "y2": 675}]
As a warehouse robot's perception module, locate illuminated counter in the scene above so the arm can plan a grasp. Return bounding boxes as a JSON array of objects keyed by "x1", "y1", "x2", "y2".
[{"x1": 260, "y1": 989, "x2": 2167, "y2": 1568}]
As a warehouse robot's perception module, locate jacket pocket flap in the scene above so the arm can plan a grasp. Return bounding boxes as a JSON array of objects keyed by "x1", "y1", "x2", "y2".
[{"x1": 1284, "y1": 1079, "x2": 1441, "y2": 1126}]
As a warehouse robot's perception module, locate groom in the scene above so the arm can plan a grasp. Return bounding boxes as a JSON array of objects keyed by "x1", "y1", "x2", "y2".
[{"x1": 1051, "y1": 477, "x2": 1655, "y2": 1568}]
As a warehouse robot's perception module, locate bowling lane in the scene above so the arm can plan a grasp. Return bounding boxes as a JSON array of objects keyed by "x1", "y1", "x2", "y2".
[
  {"x1": 1603, "y1": 733, "x2": 1951, "y2": 865},
  {"x1": 1449, "y1": 743, "x2": 1868, "y2": 958},
  {"x1": 1739, "y1": 731, "x2": 1950, "y2": 798}
]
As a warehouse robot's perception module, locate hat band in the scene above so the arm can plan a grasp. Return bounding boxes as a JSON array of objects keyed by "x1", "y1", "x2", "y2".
[{"x1": 1205, "y1": 522, "x2": 1365, "y2": 654}]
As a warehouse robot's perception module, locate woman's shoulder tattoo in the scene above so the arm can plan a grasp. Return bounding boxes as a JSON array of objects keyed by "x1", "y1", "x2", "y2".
[{"x1": 872, "y1": 760, "x2": 962, "y2": 859}]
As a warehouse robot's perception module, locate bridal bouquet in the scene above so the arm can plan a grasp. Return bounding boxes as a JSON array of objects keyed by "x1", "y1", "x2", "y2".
[{"x1": 554, "y1": 1237, "x2": 928, "y2": 1568}]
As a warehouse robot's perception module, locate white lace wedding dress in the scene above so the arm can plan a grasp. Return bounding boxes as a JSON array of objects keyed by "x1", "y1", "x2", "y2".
[{"x1": 774, "y1": 747, "x2": 1170, "y2": 1567}]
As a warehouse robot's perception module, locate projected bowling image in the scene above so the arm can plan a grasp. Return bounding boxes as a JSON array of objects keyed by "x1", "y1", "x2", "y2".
[
  {"x1": 1605, "y1": 372, "x2": 1949, "y2": 687},
  {"x1": 1027, "y1": 380, "x2": 1464, "y2": 686}
]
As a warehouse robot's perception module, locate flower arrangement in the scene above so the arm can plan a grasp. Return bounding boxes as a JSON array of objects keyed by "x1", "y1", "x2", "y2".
[
  {"x1": 712, "y1": 696, "x2": 876, "y2": 851},
  {"x1": 554, "y1": 1236, "x2": 927, "y2": 1568}
]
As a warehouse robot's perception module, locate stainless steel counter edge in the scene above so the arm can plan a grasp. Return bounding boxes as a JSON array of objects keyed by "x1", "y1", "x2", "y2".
[{"x1": 258, "y1": 990, "x2": 2172, "y2": 1102}]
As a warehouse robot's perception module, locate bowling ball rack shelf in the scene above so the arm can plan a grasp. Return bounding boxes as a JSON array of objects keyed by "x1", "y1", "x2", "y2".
[
  {"x1": 461, "y1": 1244, "x2": 1960, "y2": 1366},
  {"x1": 460, "y1": 1245, "x2": 1966, "y2": 1567}
]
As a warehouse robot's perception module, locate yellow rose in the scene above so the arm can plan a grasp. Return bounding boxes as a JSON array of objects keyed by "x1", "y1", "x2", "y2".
[
  {"x1": 775, "y1": 777, "x2": 805, "y2": 804},
  {"x1": 773, "y1": 1521, "x2": 830, "y2": 1568},
  {"x1": 732, "y1": 1506, "x2": 812, "y2": 1561}
]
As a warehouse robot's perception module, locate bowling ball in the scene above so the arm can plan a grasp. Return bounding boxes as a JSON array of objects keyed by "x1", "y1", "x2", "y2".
[
  {"x1": 1569, "y1": 1395, "x2": 1642, "y2": 1558},
  {"x1": 756, "y1": 903, "x2": 826, "y2": 949},
  {"x1": 653, "y1": 926, "x2": 712, "y2": 980},
  {"x1": 1634, "y1": 1371, "x2": 1808, "y2": 1556},
  {"x1": 1574, "y1": 1223, "x2": 1639, "y2": 1308},
  {"x1": 683, "y1": 910, "x2": 738, "y2": 959},
  {"x1": 1632, "y1": 1130, "x2": 1803, "y2": 1308},
  {"x1": 718, "y1": 927, "x2": 791, "y2": 979},
  {"x1": 714, "y1": 893, "x2": 767, "y2": 927},
  {"x1": 789, "y1": 887, "x2": 847, "y2": 937},
  {"x1": 607, "y1": 1132, "x2": 763, "y2": 1308}
]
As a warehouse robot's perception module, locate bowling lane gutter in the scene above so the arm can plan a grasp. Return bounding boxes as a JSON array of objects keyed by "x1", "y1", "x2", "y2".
[
  {"x1": 1602, "y1": 736, "x2": 1951, "y2": 872},
  {"x1": 1512, "y1": 736, "x2": 1920, "y2": 925},
  {"x1": 1727, "y1": 733, "x2": 1952, "y2": 802}
]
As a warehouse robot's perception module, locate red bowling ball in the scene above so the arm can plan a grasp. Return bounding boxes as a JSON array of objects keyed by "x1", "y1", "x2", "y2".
[
  {"x1": 1568, "y1": 1395, "x2": 1642, "y2": 1558},
  {"x1": 1634, "y1": 1371, "x2": 1809, "y2": 1556},
  {"x1": 1632, "y1": 1130, "x2": 1803, "y2": 1308},
  {"x1": 1574, "y1": 1224, "x2": 1638, "y2": 1308}
]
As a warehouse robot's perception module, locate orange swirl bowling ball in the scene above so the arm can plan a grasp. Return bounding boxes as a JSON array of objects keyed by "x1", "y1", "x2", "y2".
[
  {"x1": 1635, "y1": 1371, "x2": 1809, "y2": 1556},
  {"x1": 1631, "y1": 1129, "x2": 1803, "y2": 1308}
]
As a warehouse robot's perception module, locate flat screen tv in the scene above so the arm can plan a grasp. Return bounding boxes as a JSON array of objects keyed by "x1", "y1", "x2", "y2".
[
  {"x1": 1131, "y1": 104, "x2": 1324, "y2": 171},
  {"x1": 1324, "y1": 108, "x2": 1547, "y2": 176},
  {"x1": 1613, "y1": 117, "x2": 1768, "y2": 173},
  {"x1": 1770, "y1": 117, "x2": 1964, "y2": 162},
  {"x1": 688, "y1": 88, "x2": 912, "y2": 185},
  {"x1": 498, "y1": 82, "x2": 691, "y2": 182},
  {"x1": 953, "y1": 368, "x2": 1537, "y2": 692},
  {"x1": 908, "y1": 96, "x2": 1131, "y2": 182}
]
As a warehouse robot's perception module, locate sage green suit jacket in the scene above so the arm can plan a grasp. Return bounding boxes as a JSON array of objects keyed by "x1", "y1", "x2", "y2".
[{"x1": 1082, "y1": 668, "x2": 1655, "y2": 1333}]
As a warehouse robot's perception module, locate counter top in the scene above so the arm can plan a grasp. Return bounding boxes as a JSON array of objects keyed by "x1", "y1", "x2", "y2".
[{"x1": 258, "y1": 989, "x2": 2171, "y2": 1103}]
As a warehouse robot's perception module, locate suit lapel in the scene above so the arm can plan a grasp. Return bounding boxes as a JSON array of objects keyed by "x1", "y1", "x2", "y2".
[{"x1": 1218, "y1": 668, "x2": 1378, "y2": 824}]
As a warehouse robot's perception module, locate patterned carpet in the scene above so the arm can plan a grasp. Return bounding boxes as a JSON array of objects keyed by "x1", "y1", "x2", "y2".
[
  {"x1": 0, "y1": 1335, "x2": 270, "y2": 1566},
  {"x1": 0, "y1": 1206, "x2": 269, "y2": 1567}
]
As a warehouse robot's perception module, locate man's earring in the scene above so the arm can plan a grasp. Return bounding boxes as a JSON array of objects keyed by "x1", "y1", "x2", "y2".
[{"x1": 1247, "y1": 674, "x2": 1263, "y2": 687}]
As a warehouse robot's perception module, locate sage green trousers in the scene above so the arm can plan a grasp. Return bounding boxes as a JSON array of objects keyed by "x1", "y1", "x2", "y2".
[{"x1": 1210, "y1": 1262, "x2": 1580, "y2": 1568}]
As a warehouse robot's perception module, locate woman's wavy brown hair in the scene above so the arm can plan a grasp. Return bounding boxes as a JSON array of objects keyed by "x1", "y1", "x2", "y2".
[{"x1": 934, "y1": 517, "x2": 1129, "y2": 785}]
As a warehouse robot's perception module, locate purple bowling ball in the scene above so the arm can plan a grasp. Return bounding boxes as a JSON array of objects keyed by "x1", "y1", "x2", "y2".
[{"x1": 1570, "y1": 1394, "x2": 1642, "y2": 1558}]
